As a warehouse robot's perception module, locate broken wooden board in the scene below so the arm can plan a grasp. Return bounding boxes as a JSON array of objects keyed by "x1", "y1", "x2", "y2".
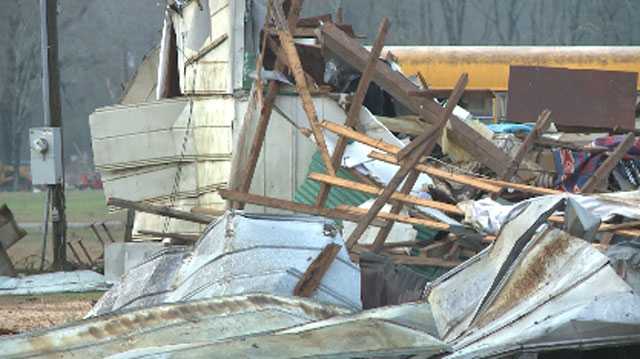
[
  {"x1": 318, "y1": 22, "x2": 512, "y2": 177},
  {"x1": 0, "y1": 205, "x2": 27, "y2": 250}
]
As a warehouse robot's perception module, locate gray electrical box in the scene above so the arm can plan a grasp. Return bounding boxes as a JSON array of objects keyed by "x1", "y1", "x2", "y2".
[{"x1": 30, "y1": 127, "x2": 63, "y2": 185}]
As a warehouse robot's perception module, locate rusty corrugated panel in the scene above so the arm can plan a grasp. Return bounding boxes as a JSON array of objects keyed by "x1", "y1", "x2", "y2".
[
  {"x1": 0, "y1": 294, "x2": 350, "y2": 358},
  {"x1": 506, "y1": 66, "x2": 638, "y2": 132}
]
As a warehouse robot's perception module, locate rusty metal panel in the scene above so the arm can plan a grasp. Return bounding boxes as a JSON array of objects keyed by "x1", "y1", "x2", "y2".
[
  {"x1": 506, "y1": 65, "x2": 638, "y2": 132},
  {"x1": 0, "y1": 294, "x2": 349, "y2": 358}
]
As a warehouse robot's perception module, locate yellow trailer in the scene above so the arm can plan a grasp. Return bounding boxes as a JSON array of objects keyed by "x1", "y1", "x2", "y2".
[{"x1": 388, "y1": 46, "x2": 640, "y2": 92}]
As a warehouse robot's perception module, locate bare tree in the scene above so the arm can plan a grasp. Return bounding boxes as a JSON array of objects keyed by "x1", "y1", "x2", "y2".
[
  {"x1": 439, "y1": 0, "x2": 467, "y2": 44},
  {"x1": 0, "y1": 5, "x2": 39, "y2": 191},
  {"x1": 419, "y1": 0, "x2": 438, "y2": 44}
]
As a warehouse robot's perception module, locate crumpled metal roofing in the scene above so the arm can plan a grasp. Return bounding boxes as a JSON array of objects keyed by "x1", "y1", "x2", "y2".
[
  {"x1": 89, "y1": 212, "x2": 362, "y2": 316},
  {"x1": 103, "y1": 300, "x2": 449, "y2": 359},
  {"x1": 427, "y1": 196, "x2": 640, "y2": 358},
  {"x1": 0, "y1": 294, "x2": 350, "y2": 358}
]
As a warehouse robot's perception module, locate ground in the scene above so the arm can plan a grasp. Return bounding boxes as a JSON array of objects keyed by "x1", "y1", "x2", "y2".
[
  {"x1": 1, "y1": 190, "x2": 123, "y2": 336},
  {"x1": 0, "y1": 292, "x2": 104, "y2": 335},
  {"x1": 3, "y1": 190, "x2": 124, "y2": 271}
]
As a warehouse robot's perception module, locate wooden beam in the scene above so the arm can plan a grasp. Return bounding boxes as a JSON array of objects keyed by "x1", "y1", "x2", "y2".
[
  {"x1": 387, "y1": 254, "x2": 461, "y2": 268},
  {"x1": 501, "y1": 109, "x2": 552, "y2": 182},
  {"x1": 337, "y1": 205, "x2": 450, "y2": 231},
  {"x1": 342, "y1": 80, "x2": 466, "y2": 249},
  {"x1": 273, "y1": 3, "x2": 335, "y2": 178},
  {"x1": 318, "y1": 22, "x2": 511, "y2": 176},
  {"x1": 138, "y1": 230, "x2": 199, "y2": 242},
  {"x1": 0, "y1": 204, "x2": 27, "y2": 250},
  {"x1": 277, "y1": 30, "x2": 336, "y2": 176},
  {"x1": 107, "y1": 197, "x2": 215, "y2": 225},
  {"x1": 581, "y1": 133, "x2": 636, "y2": 193},
  {"x1": 375, "y1": 115, "x2": 429, "y2": 136},
  {"x1": 369, "y1": 152, "x2": 502, "y2": 193},
  {"x1": 371, "y1": 74, "x2": 468, "y2": 251},
  {"x1": 293, "y1": 243, "x2": 342, "y2": 297},
  {"x1": 315, "y1": 17, "x2": 390, "y2": 208},
  {"x1": 184, "y1": 33, "x2": 229, "y2": 67},
  {"x1": 219, "y1": 189, "x2": 383, "y2": 226},
  {"x1": 234, "y1": 0, "x2": 304, "y2": 209},
  {"x1": 318, "y1": 121, "x2": 557, "y2": 195},
  {"x1": 344, "y1": 139, "x2": 432, "y2": 249},
  {"x1": 0, "y1": 244, "x2": 16, "y2": 277},
  {"x1": 308, "y1": 172, "x2": 463, "y2": 215}
]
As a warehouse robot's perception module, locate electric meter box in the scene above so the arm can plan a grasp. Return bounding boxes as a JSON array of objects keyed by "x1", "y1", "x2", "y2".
[{"x1": 30, "y1": 127, "x2": 63, "y2": 185}]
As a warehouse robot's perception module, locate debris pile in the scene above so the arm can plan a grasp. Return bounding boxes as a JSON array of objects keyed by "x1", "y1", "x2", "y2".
[{"x1": 6, "y1": 0, "x2": 640, "y2": 358}]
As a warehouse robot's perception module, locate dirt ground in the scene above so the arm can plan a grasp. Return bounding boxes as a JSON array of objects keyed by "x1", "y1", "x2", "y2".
[{"x1": 0, "y1": 292, "x2": 104, "y2": 336}]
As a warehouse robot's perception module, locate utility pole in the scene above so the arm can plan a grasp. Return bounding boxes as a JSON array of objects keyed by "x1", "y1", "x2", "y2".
[{"x1": 40, "y1": 0, "x2": 67, "y2": 270}]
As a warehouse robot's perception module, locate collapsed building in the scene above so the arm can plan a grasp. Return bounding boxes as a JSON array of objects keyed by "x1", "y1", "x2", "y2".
[{"x1": 4, "y1": 0, "x2": 640, "y2": 357}]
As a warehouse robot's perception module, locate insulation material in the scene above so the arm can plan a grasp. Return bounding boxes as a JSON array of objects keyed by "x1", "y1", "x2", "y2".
[{"x1": 458, "y1": 190, "x2": 640, "y2": 235}]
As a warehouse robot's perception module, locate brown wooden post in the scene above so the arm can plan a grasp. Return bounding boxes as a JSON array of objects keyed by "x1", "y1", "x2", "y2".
[
  {"x1": 315, "y1": 17, "x2": 390, "y2": 208},
  {"x1": 234, "y1": 0, "x2": 305, "y2": 209},
  {"x1": 581, "y1": 133, "x2": 636, "y2": 193},
  {"x1": 371, "y1": 74, "x2": 469, "y2": 252}
]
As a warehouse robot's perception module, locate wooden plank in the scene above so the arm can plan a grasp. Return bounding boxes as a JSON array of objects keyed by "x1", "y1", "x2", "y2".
[
  {"x1": 344, "y1": 138, "x2": 433, "y2": 249},
  {"x1": 0, "y1": 244, "x2": 16, "y2": 277},
  {"x1": 336, "y1": 205, "x2": 451, "y2": 231},
  {"x1": 319, "y1": 121, "x2": 524, "y2": 194},
  {"x1": 500, "y1": 109, "x2": 552, "y2": 182},
  {"x1": 369, "y1": 152, "x2": 502, "y2": 193},
  {"x1": 387, "y1": 254, "x2": 460, "y2": 268},
  {"x1": 184, "y1": 34, "x2": 229, "y2": 67},
  {"x1": 219, "y1": 189, "x2": 382, "y2": 225},
  {"x1": 318, "y1": 22, "x2": 442, "y2": 121},
  {"x1": 581, "y1": 133, "x2": 636, "y2": 193},
  {"x1": 375, "y1": 115, "x2": 429, "y2": 136},
  {"x1": 372, "y1": 74, "x2": 468, "y2": 251},
  {"x1": 315, "y1": 17, "x2": 390, "y2": 208},
  {"x1": 293, "y1": 243, "x2": 342, "y2": 297},
  {"x1": 342, "y1": 114, "x2": 455, "y2": 251},
  {"x1": 317, "y1": 122, "x2": 556, "y2": 195},
  {"x1": 234, "y1": 0, "x2": 304, "y2": 209},
  {"x1": 0, "y1": 204, "x2": 27, "y2": 250},
  {"x1": 319, "y1": 22, "x2": 511, "y2": 176},
  {"x1": 138, "y1": 230, "x2": 199, "y2": 242},
  {"x1": 277, "y1": 29, "x2": 336, "y2": 177},
  {"x1": 308, "y1": 173, "x2": 463, "y2": 215},
  {"x1": 107, "y1": 197, "x2": 215, "y2": 225}
]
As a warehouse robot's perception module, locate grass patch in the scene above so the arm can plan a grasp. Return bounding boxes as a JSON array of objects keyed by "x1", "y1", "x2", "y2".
[{"x1": 0, "y1": 190, "x2": 121, "y2": 223}]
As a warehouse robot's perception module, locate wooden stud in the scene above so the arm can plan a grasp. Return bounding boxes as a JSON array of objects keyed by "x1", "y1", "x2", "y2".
[
  {"x1": 319, "y1": 120, "x2": 558, "y2": 195},
  {"x1": 319, "y1": 22, "x2": 511, "y2": 176},
  {"x1": 107, "y1": 197, "x2": 215, "y2": 225},
  {"x1": 500, "y1": 109, "x2": 552, "y2": 183},
  {"x1": 234, "y1": 0, "x2": 304, "y2": 209},
  {"x1": 293, "y1": 243, "x2": 342, "y2": 297},
  {"x1": 277, "y1": 29, "x2": 336, "y2": 177},
  {"x1": 308, "y1": 172, "x2": 463, "y2": 215},
  {"x1": 138, "y1": 230, "x2": 199, "y2": 243},
  {"x1": 371, "y1": 74, "x2": 468, "y2": 252},
  {"x1": 581, "y1": 133, "x2": 636, "y2": 193},
  {"x1": 315, "y1": 17, "x2": 390, "y2": 208}
]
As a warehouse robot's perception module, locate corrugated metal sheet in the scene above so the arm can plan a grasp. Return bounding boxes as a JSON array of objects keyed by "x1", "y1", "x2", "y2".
[
  {"x1": 0, "y1": 294, "x2": 348, "y2": 358},
  {"x1": 294, "y1": 152, "x2": 374, "y2": 209},
  {"x1": 102, "y1": 317, "x2": 449, "y2": 359},
  {"x1": 427, "y1": 196, "x2": 640, "y2": 358},
  {"x1": 89, "y1": 212, "x2": 362, "y2": 317}
]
